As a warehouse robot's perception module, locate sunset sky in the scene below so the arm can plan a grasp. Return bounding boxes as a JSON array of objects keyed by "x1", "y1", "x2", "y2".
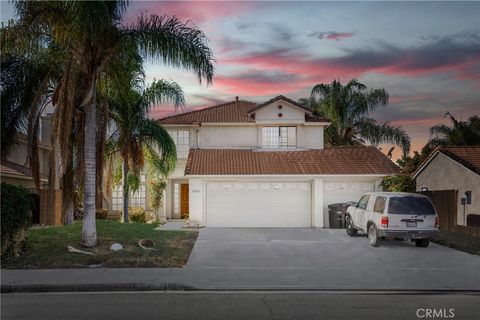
[{"x1": 2, "y1": 1, "x2": 479, "y2": 159}]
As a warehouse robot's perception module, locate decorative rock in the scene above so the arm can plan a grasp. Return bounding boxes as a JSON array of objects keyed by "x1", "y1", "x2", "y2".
[{"x1": 110, "y1": 243, "x2": 123, "y2": 251}]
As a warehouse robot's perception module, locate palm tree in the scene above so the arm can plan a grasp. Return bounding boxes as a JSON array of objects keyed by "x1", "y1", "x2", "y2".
[
  {"x1": 107, "y1": 77, "x2": 182, "y2": 223},
  {"x1": 304, "y1": 79, "x2": 410, "y2": 156},
  {"x1": 5, "y1": 1, "x2": 214, "y2": 246},
  {"x1": 425, "y1": 112, "x2": 480, "y2": 150}
]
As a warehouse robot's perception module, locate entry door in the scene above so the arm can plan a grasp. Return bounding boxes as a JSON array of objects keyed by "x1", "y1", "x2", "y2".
[{"x1": 180, "y1": 184, "x2": 189, "y2": 219}]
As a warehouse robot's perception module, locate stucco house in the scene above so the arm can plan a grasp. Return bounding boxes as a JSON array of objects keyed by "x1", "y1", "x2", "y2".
[
  {"x1": 1, "y1": 115, "x2": 53, "y2": 224},
  {"x1": 140, "y1": 95, "x2": 400, "y2": 227},
  {"x1": 413, "y1": 146, "x2": 480, "y2": 227}
]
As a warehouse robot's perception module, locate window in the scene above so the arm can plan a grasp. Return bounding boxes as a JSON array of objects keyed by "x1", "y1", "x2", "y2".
[
  {"x1": 169, "y1": 130, "x2": 190, "y2": 159},
  {"x1": 388, "y1": 196, "x2": 436, "y2": 215},
  {"x1": 111, "y1": 172, "x2": 147, "y2": 210},
  {"x1": 373, "y1": 197, "x2": 386, "y2": 213},
  {"x1": 262, "y1": 126, "x2": 296, "y2": 148},
  {"x1": 173, "y1": 183, "x2": 180, "y2": 215},
  {"x1": 130, "y1": 174, "x2": 146, "y2": 208},
  {"x1": 112, "y1": 185, "x2": 124, "y2": 210},
  {"x1": 357, "y1": 195, "x2": 370, "y2": 210}
]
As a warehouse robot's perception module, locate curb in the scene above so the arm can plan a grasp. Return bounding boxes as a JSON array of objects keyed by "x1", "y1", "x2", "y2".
[
  {"x1": 1, "y1": 283, "x2": 196, "y2": 293},
  {"x1": 2, "y1": 283, "x2": 480, "y2": 294}
]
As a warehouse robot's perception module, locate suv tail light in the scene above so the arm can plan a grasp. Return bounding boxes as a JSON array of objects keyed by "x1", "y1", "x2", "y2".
[
  {"x1": 435, "y1": 217, "x2": 439, "y2": 229},
  {"x1": 381, "y1": 216, "x2": 389, "y2": 228}
]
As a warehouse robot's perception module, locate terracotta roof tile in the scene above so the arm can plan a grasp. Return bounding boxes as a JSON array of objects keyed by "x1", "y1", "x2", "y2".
[
  {"x1": 439, "y1": 146, "x2": 480, "y2": 175},
  {"x1": 185, "y1": 147, "x2": 400, "y2": 175},
  {"x1": 248, "y1": 95, "x2": 313, "y2": 115},
  {"x1": 158, "y1": 100, "x2": 256, "y2": 124},
  {"x1": 413, "y1": 146, "x2": 480, "y2": 178},
  {"x1": 0, "y1": 161, "x2": 48, "y2": 180},
  {"x1": 157, "y1": 97, "x2": 329, "y2": 124}
]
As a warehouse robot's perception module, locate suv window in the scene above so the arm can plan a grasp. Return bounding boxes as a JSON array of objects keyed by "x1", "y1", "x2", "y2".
[
  {"x1": 357, "y1": 195, "x2": 370, "y2": 210},
  {"x1": 373, "y1": 197, "x2": 386, "y2": 213},
  {"x1": 388, "y1": 196, "x2": 436, "y2": 215}
]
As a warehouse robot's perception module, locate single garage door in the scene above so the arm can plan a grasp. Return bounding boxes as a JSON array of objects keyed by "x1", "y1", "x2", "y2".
[
  {"x1": 323, "y1": 181, "x2": 375, "y2": 227},
  {"x1": 206, "y1": 181, "x2": 311, "y2": 227}
]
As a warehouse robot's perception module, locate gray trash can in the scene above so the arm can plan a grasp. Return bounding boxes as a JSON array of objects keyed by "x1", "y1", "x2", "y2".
[{"x1": 328, "y1": 203, "x2": 351, "y2": 229}]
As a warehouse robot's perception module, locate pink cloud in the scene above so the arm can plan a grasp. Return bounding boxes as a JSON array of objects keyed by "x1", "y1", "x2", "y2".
[{"x1": 214, "y1": 75, "x2": 311, "y2": 96}]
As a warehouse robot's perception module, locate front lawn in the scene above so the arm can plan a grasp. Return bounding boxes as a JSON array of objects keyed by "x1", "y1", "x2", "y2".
[{"x1": 2, "y1": 220, "x2": 198, "y2": 269}]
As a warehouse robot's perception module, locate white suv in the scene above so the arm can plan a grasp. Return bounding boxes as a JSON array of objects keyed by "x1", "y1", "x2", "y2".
[{"x1": 345, "y1": 192, "x2": 439, "y2": 247}]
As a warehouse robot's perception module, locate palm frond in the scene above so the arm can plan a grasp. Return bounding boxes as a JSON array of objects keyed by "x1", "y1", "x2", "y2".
[
  {"x1": 124, "y1": 14, "x2": 214, "y2": 84},
  {"x1": 138, "y1": 118, "x2": 177, "y2": 175},
  {"x1": 356, "y1": 118, "x2": 411, "y2": 156},
  {"x1": 143, "y1": 79, "x2": 185, "y2": 108}
]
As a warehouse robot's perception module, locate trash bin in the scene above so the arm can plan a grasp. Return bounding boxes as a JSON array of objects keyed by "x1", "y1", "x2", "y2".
[{"x1": 328, "y1": 203, "x2": 352, "y2": 229}]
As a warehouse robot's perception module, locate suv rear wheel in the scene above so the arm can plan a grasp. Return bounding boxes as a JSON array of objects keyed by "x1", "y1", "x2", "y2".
[
  {"x1": 346, "y1": 217, "x2": 357, "y2": 237},
  {"x1": 368, "y1": 224, "x2": 382, "y2": 247},
  {"x1": 415, "y1": 239, "x2": 430, "y2": 248}
]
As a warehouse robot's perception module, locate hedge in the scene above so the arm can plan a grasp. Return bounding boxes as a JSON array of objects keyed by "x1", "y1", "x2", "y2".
[{"x1": 1, "y1": 183, "x2": 33, "y2": 258}]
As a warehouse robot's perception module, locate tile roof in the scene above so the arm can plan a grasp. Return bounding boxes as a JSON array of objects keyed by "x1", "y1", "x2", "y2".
[
  {"x1": 248, "y1": 95, "x2": 313, "y2": 115},
  {"x1": 157, "y1": 97, "x2": 329, "y2": 124},
  {"x1": 185, "y1": 147, "x2": 400, "y2": 175},
  {"x1": 0, "y1": 161, "x2": 48, "y2": 180},
  {"x1": 414, "y1": 146, "x2": 480, "y2": 177},
  {"x1": 158, "y1": 100, "x2": 257, "y2": 124}
]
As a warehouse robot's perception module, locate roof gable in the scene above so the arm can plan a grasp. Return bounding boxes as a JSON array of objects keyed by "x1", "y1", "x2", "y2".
[
  {"x1": 248, "y1": 95, "x2": 313, "y2": 115},
  {"x1": 157, "y1": 95, "x2": 329, "y2": 125},
  {"x1": 413, "y1": 146, "x2": 480, "y2": 178}
]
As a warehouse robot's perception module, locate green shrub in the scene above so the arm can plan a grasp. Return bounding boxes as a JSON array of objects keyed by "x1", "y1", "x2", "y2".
[
  {"x1": 1, "y1": 183, "x2": 33, "y2": 258},
  {"x1": 95, "y1": 209, "x2": 108, "y2": 220},
  {"x1": 381, "y1": 175, "x2": 416, "y2": 192},
  {"x1": 129, "y1": 207, "x2": 146, "y2": 223}
]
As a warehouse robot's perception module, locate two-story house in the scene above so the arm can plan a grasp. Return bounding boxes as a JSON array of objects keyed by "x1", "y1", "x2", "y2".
[{"x1": 155, "y1": 95, "x2": 400, "y2": 227}]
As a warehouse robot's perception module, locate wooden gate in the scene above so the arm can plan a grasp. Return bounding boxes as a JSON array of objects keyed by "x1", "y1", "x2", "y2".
[{"x1": 421, "y1": 190, "x2": 458, "y2": 230}]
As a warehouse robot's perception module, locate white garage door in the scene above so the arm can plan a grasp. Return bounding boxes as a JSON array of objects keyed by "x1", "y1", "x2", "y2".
[
  {"x1": 206, "y1": 182, "x2": 311, "y2": 227},
  {"x1": 323, "y1": 181, "x2": 375, "y2": 227}
]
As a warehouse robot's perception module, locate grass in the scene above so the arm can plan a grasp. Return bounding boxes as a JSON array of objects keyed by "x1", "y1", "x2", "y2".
[
  {"x1": 2, "y1": 220, "x2": 198, "y2": 269},
  {"x1": 433, "y1": 230, "x2": 480, "y2": 255}
]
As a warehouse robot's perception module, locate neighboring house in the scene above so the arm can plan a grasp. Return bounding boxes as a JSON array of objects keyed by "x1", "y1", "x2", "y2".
[
  {"x1": 1, "y1": 116, "x2": 52, "y2": 190},
  {"x1": 147, "y1": 95, "x2": 400, "y2": 227},
  {"x1": 1, "y1": 115, "x2": 53, "y2": 224},
  {"x1": 413, "y1": 146, "x2": 480, "y2": 227}
]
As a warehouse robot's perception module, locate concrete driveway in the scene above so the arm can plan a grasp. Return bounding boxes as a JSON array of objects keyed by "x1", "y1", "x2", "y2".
[{"x1": 178, "y1": 228, "x2": 480, "y2": 290}]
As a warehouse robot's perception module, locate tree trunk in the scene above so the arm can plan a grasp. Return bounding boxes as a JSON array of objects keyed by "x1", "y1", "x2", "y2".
[
  {"x1": 65, "y1": 199, "x2": 74, "y2": 225},
  {"x1": 81, "y1": 84, "x2": 97, "y2": 247},
  {"x1": 122, "y1": 160, "x2": 129, "y2": 223}
]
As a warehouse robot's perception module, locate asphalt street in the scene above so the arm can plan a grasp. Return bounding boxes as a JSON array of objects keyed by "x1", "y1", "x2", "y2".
[{"x1": 2, "y1": 291, "x2": 479, "y2": 320}]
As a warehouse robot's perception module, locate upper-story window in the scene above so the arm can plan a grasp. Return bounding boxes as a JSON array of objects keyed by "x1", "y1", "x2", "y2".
[
  {"x1": 262, "y1": 126, "x2": 296, "y2": 148},
  {"x1": 169, "y1": 130, "x2": 190, "y2": 159}
]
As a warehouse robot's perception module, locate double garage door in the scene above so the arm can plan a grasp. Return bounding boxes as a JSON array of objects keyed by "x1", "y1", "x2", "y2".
[
  {"x1": 206, "y1": 182, "x2": 311, "y2": 227},
  {"x1": 205, "y1": 180, "x2": 375, "y2": 227}
]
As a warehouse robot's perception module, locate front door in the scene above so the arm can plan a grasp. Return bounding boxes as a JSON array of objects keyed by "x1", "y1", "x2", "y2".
[{"x1": 180, "y1": 184, "x2": 189, "y2": 219}]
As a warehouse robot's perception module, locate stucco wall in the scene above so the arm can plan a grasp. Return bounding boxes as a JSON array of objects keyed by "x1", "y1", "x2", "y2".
[
  {"x1": 0, "y1": 176, "x2": 37, "y2": 190},
  {"x1": 255, "y1": 101, "x2": 306, "y2": 123},
  {"x1": 6, "y1": 141, "x2": 50, "y2": 177},
  {"x1": 416, "y1": 153, "x2": 480, "y2": 226},
  {"x1": 297, "y1": 126, "x2": 324, "y2": 149},
  {"x1": 198, "y1": 126, "x2": 257, "y2": 148}
]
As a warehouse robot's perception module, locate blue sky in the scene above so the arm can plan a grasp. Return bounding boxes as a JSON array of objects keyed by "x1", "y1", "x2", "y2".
[{"x1": 2, "y1": 1, "x2": 479, "y2": 158}]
